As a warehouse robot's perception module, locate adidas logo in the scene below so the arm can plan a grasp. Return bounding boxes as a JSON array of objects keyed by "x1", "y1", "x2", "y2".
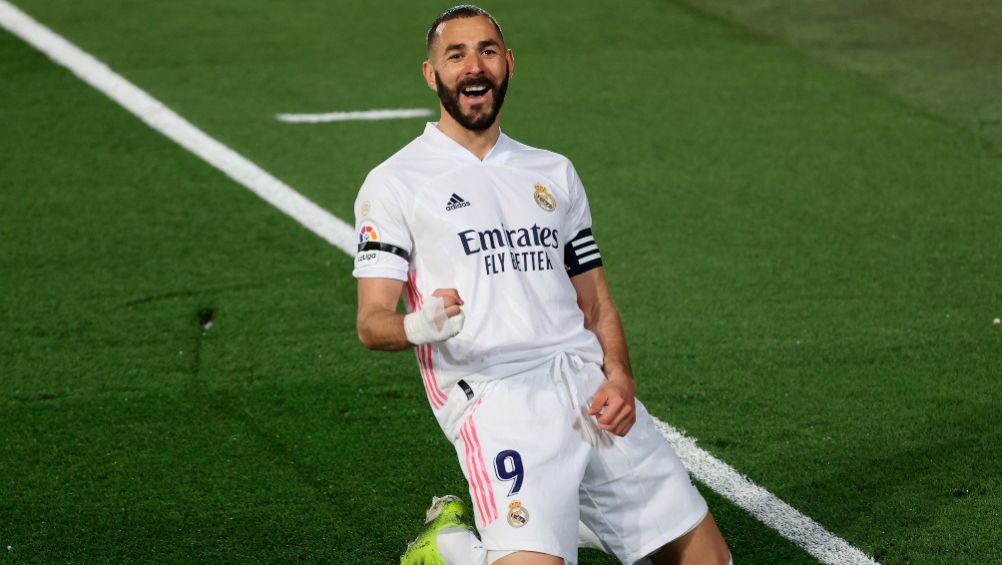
[{"x1": 446, "y1": 193, "x2": 471, "y2": 211}]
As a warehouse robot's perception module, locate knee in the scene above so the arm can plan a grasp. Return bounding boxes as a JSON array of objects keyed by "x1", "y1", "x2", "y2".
[
  {"x1": 490, "y1": 550, "x2": 565, "y2": 565},
  {"x1": 649, "y1": 513, "x2": 730, "y2": 565}
]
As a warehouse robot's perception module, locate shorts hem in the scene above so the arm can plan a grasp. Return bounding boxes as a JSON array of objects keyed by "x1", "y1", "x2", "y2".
[
  {"x1": 484, "y1": 539, "x2": 572, "y2": 564},
  {"x1": 627, "y1": 504, "x2": 709, "y2": 564}
]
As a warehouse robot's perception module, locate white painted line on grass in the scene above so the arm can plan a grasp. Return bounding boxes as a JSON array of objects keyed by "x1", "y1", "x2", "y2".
[
  {"x1": 0, "y1": 0, "x2": 356, "y2": 256},
  {"x1": 276, "y1": 108, "x2": 433, "y2": 123},
  {"x1": 0, "y1": 3, "x2": 879, "y2": 563},
  {"x1": 655, "y1": 422, "x2": 879, "y2": 565}
]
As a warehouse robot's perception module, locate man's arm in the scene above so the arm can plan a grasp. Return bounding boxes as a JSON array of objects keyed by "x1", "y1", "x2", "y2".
[
  {"x1": 571, "y1": 267, "x2": 637, "y2": 436},
  {"x1": 357, "y1": 278, "x2": 411, "y2": 350},
  {"x1": 357, "y1": 278, "x2": 465, "y2": 350}
]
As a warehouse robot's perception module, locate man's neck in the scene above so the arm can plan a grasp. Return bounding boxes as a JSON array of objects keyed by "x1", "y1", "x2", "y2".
[{"x1": 435, "y1": 111, "x2": 501, "y2": 161}]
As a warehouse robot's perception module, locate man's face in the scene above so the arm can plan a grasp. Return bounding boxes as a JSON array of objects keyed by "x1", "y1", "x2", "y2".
[{"x1": 424, "y1": 16, "x2": 514, "y2": 131}]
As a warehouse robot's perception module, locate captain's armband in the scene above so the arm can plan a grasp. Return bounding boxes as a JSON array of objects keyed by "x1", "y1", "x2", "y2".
[{"x1": 563, "y1": 228, "x2": 603, "y2": 277}]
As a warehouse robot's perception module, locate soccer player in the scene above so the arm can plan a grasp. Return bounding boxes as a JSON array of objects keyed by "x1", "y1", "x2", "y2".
[{"x1": 353, "y1": 5, "x2": 731, "y2": 564}]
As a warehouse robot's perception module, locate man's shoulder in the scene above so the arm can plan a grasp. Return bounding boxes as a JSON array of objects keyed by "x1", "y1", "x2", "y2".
[
  {"x1": 364, "y1": 135, "x2": 451, "y2": 190},
  {"x1": 367, "y1": 135, "x2": 429, "y2": 177},
  {"x1": 502, "y1": 135, "x2": 577, "y2": 177}
]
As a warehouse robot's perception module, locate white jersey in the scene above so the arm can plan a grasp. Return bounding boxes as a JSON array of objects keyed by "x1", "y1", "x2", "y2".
[{"x1": 353, "y1": 123, "x2": 605, "y2": 414}]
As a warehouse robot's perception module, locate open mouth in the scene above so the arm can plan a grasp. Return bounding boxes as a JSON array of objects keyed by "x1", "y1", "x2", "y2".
[{"x1": 461, "y1": 85, "x2": 491, "y2": 102}]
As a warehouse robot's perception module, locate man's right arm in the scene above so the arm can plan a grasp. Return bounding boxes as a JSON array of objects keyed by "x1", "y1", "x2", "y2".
[
  {"x1": 357, "y1": 278, "x2": 466, "y2": 351},
  {"x1": 357, "y1": 277, "x2": 411, "y2": 351}
]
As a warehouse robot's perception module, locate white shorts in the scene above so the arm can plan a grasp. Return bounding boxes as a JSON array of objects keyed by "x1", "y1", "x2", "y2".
[{"x1": 447, "y1": 353, "x2": 708, "y2": 565}]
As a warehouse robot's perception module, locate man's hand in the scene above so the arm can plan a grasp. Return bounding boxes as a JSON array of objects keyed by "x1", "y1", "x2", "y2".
[
  {"x1": 432, "y1": 288, "x2": 464, "y2": 317},
  {"x1": 588, "y1": 374, "x2": 637, "y2": 437},
  {"x1": 404, "y1": 288, "x2": 466, "y2": 345}
]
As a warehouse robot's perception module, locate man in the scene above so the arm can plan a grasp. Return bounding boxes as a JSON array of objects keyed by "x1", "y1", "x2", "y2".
[{"x1": 353, "y1": 5, "x2": 731, "y2": 564}]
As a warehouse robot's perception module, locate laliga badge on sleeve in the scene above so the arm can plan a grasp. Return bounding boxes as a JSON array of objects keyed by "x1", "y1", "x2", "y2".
[
  {"x1": 507, "y1": 500, "x2": 529, "y2": 528},
  {"x1": 355, "y1": 250, "x2": 379, "y2": 267},
  {"x1": 357, "y1": 221, "x2": 380, "y2": 246},
  {"x1": 355, "y1": 220, "x2": 381, "y2": 267}
]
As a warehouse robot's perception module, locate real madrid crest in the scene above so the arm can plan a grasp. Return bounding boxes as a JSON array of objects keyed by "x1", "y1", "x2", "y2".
[
  {"x1": 533, "y1": 183, "x2": 557, "y2": 212},
  {"x1": 507, "y1": 500, "x2": 530, "y2": 528}
]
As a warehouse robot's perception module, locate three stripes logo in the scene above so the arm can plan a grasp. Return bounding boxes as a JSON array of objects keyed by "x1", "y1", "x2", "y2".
[
  {"x1": 564, "y1": 228, "x2": 603, "y2": 277},
  {"x1": 446, "y1": 193, "x2": 471, "y2": 211},
  {"x1": 571, "y1": 231, "x2": 601, "y2": 266}
]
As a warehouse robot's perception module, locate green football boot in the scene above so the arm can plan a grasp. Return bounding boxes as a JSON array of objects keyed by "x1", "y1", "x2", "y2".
[{"x1": 400, "y1": 495, "x2": 478, "y2": 565}]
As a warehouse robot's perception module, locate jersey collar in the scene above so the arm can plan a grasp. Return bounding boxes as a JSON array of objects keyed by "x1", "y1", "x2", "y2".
[{"x1": 422, "y1": 122, "x2": 512, "y2": 164}]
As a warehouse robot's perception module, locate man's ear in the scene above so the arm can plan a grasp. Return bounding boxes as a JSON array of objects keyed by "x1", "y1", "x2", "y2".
[
  {"x1": 506, "y1": 49, "x2": 515, "y2": 78},
  {"x1": 422, "y1": 60, "x2": 437, "y2": 91}
]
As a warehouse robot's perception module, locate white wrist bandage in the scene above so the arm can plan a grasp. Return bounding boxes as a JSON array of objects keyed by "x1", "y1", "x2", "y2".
[{"x1": 404, "y1": 295, "x2": 465, "y2": 345}]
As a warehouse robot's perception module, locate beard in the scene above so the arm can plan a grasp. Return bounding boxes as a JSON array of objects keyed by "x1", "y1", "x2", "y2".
[{"x1": 434, "y1": 65, "x2": 510, "y2": 132}]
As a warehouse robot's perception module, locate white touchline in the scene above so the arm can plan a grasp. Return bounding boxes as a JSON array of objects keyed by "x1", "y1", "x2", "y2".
[
  {"x1": 0, "y1": 2, "x2": 878, "y2": 563},
  {"x1": 276, "y1": 108, "x2": 434, "y2": 123},
  {"x1": 0, "y1": 1, "x2": 356, "y2": 256},
  {"x1": 655, "y1": 422, "x2": 878, "y2": 564}
]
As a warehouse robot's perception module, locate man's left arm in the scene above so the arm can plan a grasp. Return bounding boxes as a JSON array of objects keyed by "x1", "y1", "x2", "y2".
[{"x1": 571, "y1": 266, "x2": 637, "y2": 436}]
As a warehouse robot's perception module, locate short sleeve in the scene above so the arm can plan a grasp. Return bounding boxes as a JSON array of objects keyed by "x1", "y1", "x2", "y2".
[
  {"x1": 563, "y1": 163, "x2": 603, "y2": 277},
  {"x1": 351, "y1": 169, "x2": 412, "y2": 282}
]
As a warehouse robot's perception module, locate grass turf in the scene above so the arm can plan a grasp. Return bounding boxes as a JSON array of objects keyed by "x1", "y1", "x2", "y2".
[
  {"x1": 3, "y1": 0, "x2": 1001, "y2": 562},
  {"x1": 681, "y1": 0, "x2": 1002, "y2": 152}
]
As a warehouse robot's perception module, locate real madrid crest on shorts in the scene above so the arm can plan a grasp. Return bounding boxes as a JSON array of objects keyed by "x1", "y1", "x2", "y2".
[
  {"x1": 507, "y1": 500, "x2": 530, "y2": 528},
  {"x1": 533, "y1": 183, "x2": 557, "y2": 212}
]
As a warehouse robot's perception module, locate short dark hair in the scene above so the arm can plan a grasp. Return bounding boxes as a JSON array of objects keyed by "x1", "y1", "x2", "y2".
[{"x1": 426, "y1": 5, "x2": 504, "y2": 52}]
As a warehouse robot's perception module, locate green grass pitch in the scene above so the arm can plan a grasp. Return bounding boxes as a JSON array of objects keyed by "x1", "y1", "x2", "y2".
[{"x1": 2, "y1": 0, "x2": 1000, "y2": 563}]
